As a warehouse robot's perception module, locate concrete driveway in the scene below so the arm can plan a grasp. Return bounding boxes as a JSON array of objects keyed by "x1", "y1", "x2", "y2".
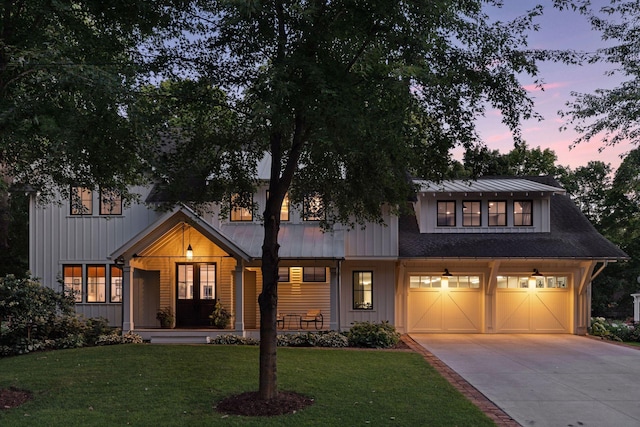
[{"x1": 410, "y1": 334, "x2": 640, "y2": 427}]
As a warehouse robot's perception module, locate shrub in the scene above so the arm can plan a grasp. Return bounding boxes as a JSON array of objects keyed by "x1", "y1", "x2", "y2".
[
  {"x1": 96, "y1": 331, "x2": 143, "y2": 346},
  {"x1": 209, "y1": 300, "x2": 233, "y2": 328},
  {"x1": 589, "y1": 317, "x2": 640, "y2": 342},
  {"x1": 347, "y1": 321, "x2": 400, "y2": 348},
  {"x1": 207, "y1": 334, "x2": 259, "y2": 345}
]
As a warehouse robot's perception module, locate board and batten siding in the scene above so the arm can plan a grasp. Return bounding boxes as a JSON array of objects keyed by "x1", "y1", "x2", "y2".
[
  {"x1": 344, "y1": 207, "x2": 398, "y2": 258},
  {"x1": 340, "y1": 260, "x2": 395, "y2": 331}
]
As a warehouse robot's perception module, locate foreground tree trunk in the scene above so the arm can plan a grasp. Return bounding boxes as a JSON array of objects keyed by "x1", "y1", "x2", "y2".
[{"x1": 258, "y1": 204, "x2": 280, "y2": 400}]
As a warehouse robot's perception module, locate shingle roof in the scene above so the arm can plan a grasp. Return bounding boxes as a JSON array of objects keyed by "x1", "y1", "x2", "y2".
[{"x1": 399, "y1": 177, "x2": 629, "y2": 260}]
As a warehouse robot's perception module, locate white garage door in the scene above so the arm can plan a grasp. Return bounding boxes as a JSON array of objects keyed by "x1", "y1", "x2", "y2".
[
  {"x1": 495, "y1": 275, "x2": 570, "y2": 333},
  {"x1": 407, "y1": 275, "x2": 482, "y2": 333}
]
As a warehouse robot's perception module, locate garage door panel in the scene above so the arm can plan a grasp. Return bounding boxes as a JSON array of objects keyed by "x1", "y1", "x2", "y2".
[
  {"x1": 408, "y1": 291, "x2": 443, "y2": 332},
  {"x1": 444, "y1": 292, "x2": 482, "y2": 332},
  {"x1": 408, "y1": 290, "x2": 481, "y2": 333},
  {"x1": 496, "y1": 290, "x2": 569, "y2": 333},
  {"x1": 532, "y1": 292, "x2": 569, "y2": 332}
]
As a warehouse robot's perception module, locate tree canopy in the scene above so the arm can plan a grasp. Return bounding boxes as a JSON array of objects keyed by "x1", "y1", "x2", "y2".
[
  {"x1": 0, "y1": 1, "x2": 189, "y2": 201},
  {"x1": 560, "y1": 0, "x2": 640, "y2": 149}
]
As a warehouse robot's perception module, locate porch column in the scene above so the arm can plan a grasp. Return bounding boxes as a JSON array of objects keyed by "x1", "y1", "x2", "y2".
[
  {"x1": 234, "y1": 262, "x2": 245, "y2": 333},
  {"x1": 329, "y1": 265, "x2": 340, "y2": 330},
  {"x1": 121, "y1": 261, "x2": 134, "y2": 333}
]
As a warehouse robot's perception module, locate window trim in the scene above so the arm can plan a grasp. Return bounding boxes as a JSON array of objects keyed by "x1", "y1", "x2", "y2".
[
  {"x1": 513, "y1": 200, "x2": 533, "y2": 226},
  {"x1": 267, "y1": 191, "x2": 290, "y2": 222},
  {"x1": 110, "y1": 265, "x2": 123, "y2": 303},
  {"x1": 278, "y1": 267, "x2": 290, "y2": 282},
  {"x1": 86, "y1": 264, "x2": 107, "y2": 303},
  {"x1": 488, "y1": 200, "x2": 507, "y2": 227},
  {"x1": 99, "y1": 189, "x2": 123, "y2": 216},
  {"x1": 303, "y1": 192, "x2": 325, "y2": 221},
  {"x1": 63, "y1": 264, "x2": 83, "y2": 302},
  {"x1": 353, "y1": 270, "x2": 373, "y2": 310},
  {"x1": 230, "y1": 193, "x2": 253, "y2": 222},
  {"x1": 462, "y1": 200, "x2": 481, "y2": 227},
  {"x1": 436, "y1": 200, "x2": 456, "y2": 227},
  {"x1": 302, "y1": 266, "x2": 326, "y2": 282},
  {"x1": 70, "y1": 186, "x2": 93, "y2": 216}
]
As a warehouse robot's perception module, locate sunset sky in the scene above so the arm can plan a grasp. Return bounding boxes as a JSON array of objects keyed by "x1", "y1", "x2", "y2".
[{"x1": 468, "y1": 1, "x2": 633, "y2": 171}]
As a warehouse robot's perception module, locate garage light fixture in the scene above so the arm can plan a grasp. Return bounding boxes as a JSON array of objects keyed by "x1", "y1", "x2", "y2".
[{"x1": 531, "y1": 269, "x2": 544, "y2": 278}]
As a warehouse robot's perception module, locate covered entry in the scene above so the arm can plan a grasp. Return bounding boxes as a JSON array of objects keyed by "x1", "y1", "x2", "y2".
[{"x1": 407, "y1": 274, "x2": 482, "y2": 332}]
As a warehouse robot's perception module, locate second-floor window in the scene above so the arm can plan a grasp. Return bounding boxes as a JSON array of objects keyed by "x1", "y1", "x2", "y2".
[
  {"x1": 230, "y1": 193, "x2": 253, "y2": 221},
  {"x1": 488, "y1": 201, "x2": 507, "y2": 226},
  {"x1": 267, "y1": 191, "x2": 290, "y2": 221},
  {"x1": 462, "y1": 201, "x2": 481, "y2": 226},
  {"x1": 437, "y1": 201, "x2": 456, "y2": 226},
  {"x1": 303, "y1": 192, "x2": 325, "y2": 221},
  {"x1": 71, "y1": 186, "x2": 92, "y2": 215},
  {"x1": 514, "y1": 200, "x2": 533, "y2": 226},
  {"x1": 100, "y1": 189, "x2": 122, "y2": 215}
]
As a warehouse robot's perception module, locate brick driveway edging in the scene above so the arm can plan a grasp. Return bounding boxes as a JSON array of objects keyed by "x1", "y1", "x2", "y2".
[{"x1": 401, "y1": 335, "x2": 520, "y2": 427}]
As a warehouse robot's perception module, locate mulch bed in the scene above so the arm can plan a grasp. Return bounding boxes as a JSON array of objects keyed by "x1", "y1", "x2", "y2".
[{"x1": 0, "y1": 387, "x2": 32, "y2": 410}]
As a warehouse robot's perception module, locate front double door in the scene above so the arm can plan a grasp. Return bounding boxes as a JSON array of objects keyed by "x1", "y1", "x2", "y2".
[{"x1": 176, "y1": 263, "x2": 217, "y2": 327}]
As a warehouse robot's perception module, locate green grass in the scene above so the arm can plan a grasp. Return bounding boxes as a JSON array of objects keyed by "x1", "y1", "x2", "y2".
[{"x1": 0, "y1": 345, "x2": 494, "y2": 426}]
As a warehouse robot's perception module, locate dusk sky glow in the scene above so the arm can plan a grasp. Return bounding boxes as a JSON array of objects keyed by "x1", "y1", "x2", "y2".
[{"x1": 467, "y1": 1, "x2": 633, "y2": 171}]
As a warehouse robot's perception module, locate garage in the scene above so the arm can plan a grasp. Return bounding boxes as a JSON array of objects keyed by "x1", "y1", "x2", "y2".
[
  {"x1": 407, "y1": 274, "x2": 483, "y2": 333},
  {"x1": 494, "y1": 274, "x2": 571, "y2": 333}
]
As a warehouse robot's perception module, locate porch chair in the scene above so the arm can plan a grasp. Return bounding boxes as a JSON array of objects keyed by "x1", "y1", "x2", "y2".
[
  {"x1": 299, "y1": 309, "x2": 323, "y2": 329},
  {"x1": 276, "y1": 313, "x2": 285, "y2": 329}
]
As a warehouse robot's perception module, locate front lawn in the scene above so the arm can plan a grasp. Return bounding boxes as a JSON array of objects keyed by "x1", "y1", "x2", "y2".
[{"x1": 0, "y1": 345, "x2": 494, "y2": 426}]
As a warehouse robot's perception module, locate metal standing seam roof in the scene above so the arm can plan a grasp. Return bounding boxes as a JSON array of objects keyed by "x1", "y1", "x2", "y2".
[{"x1": 414, "y1": 178, "x2": 566, "y2": 195}]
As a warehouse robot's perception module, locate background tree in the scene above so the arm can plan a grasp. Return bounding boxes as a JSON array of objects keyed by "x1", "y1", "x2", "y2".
[
  {"x1": 145, "y1": 1, "x2": 570, "y2": 401},
  {"x1": 560, "y1": 0, "x2": 640, "y2": 149}
]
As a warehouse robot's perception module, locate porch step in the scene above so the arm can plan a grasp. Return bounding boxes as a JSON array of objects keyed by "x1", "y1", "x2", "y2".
[{"x1": 149, "y1": 335, "x2": 209, "y2": 344}]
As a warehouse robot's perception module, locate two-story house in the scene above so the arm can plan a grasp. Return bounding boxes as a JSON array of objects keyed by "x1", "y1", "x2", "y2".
[{"x1": 28, "y1": 173, "x2": 627, "y2": 341}]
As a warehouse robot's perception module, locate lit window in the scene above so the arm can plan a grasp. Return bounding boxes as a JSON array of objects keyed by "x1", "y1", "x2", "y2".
[
  {"x1": 100, "y1": 189, "x2": 122, "y2": 215},
  {"x1": 110, "y1": 265, "x2": 122, "y2": 302},
  {"x1": 303, "y1": 266, "x2": 326, "y2": 282},
  {"x1": 488, "y1": 201, "x2": 506, "y2": 226},
  {"x1": 63, "y1": 265, "x2": 83, "y2": 302},
  {"x1": 462, "y1": 201, "x2": 481, "y2": 226},
  {"x1": 200, "y1": 264, "x2": 216, "y2": 300},
  {"x1": 71, "y1": 186, "x2": 92, "y2": 215},
  {"x1": 177, "y1": 264, "x2": 194, "y2": 299},
  {"x1": 230, "y1": 193, "x2": 253, "y2": 221},
  {"x1": 87, "y1": 265, "x2": 106, "y2": 303},
  {"x1": 353, "y1": 271, "x2": 373, "y2": 310},
  {"x1": 267, "y1": 191, "x2": 290, "y2": 221},
  {"x1": 437, "y1": 201, "x2": 455, "y2": 226},
  {"x1": 409, "y1": 275, "x2": 480, "y2": 289},
  {"x1": 514, "y1": 200, "x2": 533, "y2": 226},
  {"x1": 496, "y1": 275, "x2": 568, "y2": 289},
  {"x1": 303, "y1": 192, "x2": 324, "y2": 221}
]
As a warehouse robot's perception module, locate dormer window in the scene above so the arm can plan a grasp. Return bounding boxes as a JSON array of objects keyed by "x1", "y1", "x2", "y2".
[
  {"x1": 462, "y1": 201, "x2": 481, "y2": 227},
  {"x1": 488, "y1": 201, "x2": 506, "y2": 226},
  {"x1": 437, "y1": 201, "x2": 456, "y2": 226},
  {"x1": 514, "y1": 200, "x2": 533, "y2": 226}
]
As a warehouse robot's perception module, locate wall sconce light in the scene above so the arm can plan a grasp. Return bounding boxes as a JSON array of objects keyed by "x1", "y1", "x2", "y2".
[
  {"x1": 441, "y1": 269, "x2": 452, "y2": 289},
  {"x1": 186, "y1": 244, "x2": 193, "y2": 260},
  {"x1": 532, "y1": 269, "x2": 544, "y2": 278}
]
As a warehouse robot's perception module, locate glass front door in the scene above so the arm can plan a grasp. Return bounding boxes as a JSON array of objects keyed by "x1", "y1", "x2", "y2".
[{"x1": 176, "y1": 263, "x2": 217, "y2": 327}]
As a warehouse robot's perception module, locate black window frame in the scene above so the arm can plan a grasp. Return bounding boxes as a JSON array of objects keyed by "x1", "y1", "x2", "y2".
[
  {"x1": 488, "y1": 200, "x2": 507, "y2": 226},
  {"x1": 230, "y1": 192, "x2": 254, "y2": 222},
  {"x1": 70, "y1": 186, "x2": 93, "y2": 215},
  {"x1": 302, "y1": 266, "x2": 326, "y2": 282},
  {"x1": 437, "y1": 201, "x2": 456, "y2": 227},
  {"x1": 513, "y1": 200, "x2": 533, "y2": 226},
  {"x1": 303, "y1": 192, "x2": 325, "y2": 221},
  {"x1": 99, "y1": 189, "x2": 123, "y2": 216},
  {"x1": 353, "y1": 270, "x2": 373, "y2": 310},
  {"x1": 462, "y1": 200, "x2": 481, "y2": 227}
]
